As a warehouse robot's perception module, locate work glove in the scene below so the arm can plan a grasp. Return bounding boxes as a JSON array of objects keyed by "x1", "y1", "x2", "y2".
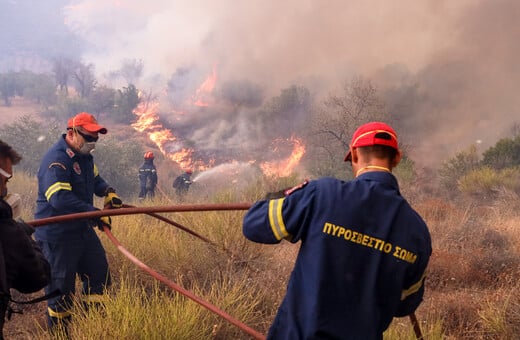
[
  {"x1": 97, "y1": 216, "x2": 112, "y2": 232},
  {"x1": 263, "y1": 180, "x2": 309, "y2": 200},
  {"x1": 104, "y1": 188, "x2": 122, "y2": 209},
  {"x1": 263, "y1": 189, "x2": 287, "y2": 200}
]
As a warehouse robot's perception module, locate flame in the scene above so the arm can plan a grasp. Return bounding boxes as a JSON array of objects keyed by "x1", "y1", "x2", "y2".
[
  {"x1": 192, "y1": 65, "x2": 217, "y2": 107},
  {"x1": 132, "y1": 101, "x2": 196, "y2": 170},
  {"x1": 260, "y1": 136, "x2": 306, "y2": 177}
]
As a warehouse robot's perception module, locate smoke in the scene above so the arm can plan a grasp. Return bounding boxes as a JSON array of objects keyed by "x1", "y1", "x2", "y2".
[{"x1": 3, "y1": 0, "x2": 520, "y2": 168}]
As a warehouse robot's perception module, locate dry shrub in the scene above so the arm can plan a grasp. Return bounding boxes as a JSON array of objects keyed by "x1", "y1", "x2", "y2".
[
  {"x1": 429, "y1": 290, "x2": 483, "y2": 338},
  {"x1": 414, "y1": 199, "x2": 465, "y2": 226},
  {"x1": 478, "y1": 286, "x2": 520, "y2": 339},
  {"x1": 426, "y1": 250, "x2": 471, "y2": 290}
]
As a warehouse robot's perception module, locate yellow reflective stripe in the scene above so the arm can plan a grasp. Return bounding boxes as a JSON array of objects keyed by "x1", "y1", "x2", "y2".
[
  {"x1": 82, "y1": 293, "x2": 107, "y2": 304},
  {"x1": 94, "y1": 164, "x2": 99, "y2": 177},
  {"x1": 401, "y1": 273, "x2": 426, "y2": 300},
  {"x1": 48, "y1": 307, "x2": 71, "y2": 319},
  {"x1": 45, "y1": 182, "x2": 72, "y2": 201},
  {"x1": 268, "y1": 198, "x2": 289, "y2": 240}
]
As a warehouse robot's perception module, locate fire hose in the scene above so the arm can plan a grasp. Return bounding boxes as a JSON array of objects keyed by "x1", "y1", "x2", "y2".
[{"x1": 27, "y1": 203, "x2": 423, "y2": 339}]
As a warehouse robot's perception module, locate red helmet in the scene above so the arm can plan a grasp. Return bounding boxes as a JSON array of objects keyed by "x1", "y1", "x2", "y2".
[
  {"x1": 185, "y1": 169, "x2": 193, "y2": 174},
  {"x1": 144, "y1": 151, "x2": 154, "y2": 159}
]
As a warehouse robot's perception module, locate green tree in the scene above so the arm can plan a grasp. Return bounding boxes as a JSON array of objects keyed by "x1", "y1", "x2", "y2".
[
  {"x1": 23, "y1": 73, "x2": 57, "y2": 109},
  {"x1": 113, "y1": 84, "x2": 140, "y2": 124},
  {"x1": 88, "y1": 85, "x2": 116, "y2": 119},
  {"x1": 438, "y1": 144, "x2": 480, "y2": 191},
  {"x1": 260, "y1": 85, "x2": 312, "y2": 140},
  {"x1": 0, "y1": 71, "x2": 19, "y2": 106},
  {"x1": 481, "y1": 136, "x2": 520, "y2": 170}
]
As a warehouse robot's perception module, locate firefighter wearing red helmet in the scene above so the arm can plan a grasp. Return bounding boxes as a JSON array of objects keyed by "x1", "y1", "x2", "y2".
[
  {"x1": 138, "y1": 151, "x2": 158, "y2": 199},
  {"x1": 34, "y1": 112, "x2": 122, "y2": 332}
]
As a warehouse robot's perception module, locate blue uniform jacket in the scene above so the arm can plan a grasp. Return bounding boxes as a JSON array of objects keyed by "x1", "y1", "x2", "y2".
[
  {"x1": 34, "y1": 135, "x2": 110, "y2": 242},
  {"x1": 243, "y1": 172, "x2": 432, "y2": 340}
]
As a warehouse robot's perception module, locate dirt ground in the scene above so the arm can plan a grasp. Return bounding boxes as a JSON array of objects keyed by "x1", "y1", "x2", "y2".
[
  {"x1": 0, "y1": 97, "x2": 40, "y2": 126},
  {"x1": 3, "y1": 290, "x2": 48, "y2": 339}
]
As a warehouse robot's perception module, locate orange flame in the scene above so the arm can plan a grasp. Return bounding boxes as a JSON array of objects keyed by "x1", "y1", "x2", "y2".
[
  {"x1": 192, "y1": 65, "x2": 217, "y2": 107},
  {"x1": 260, "y1": 136, "x2": 306, "y2": 177},
  {"x1": 132, "y1": 101, "x2": 195, "y2": 170}
]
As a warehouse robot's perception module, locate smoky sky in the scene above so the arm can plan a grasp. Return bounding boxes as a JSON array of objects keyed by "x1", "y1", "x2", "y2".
[{"x1": 2, "y1": 0, "x2": 520, "y2": 168}]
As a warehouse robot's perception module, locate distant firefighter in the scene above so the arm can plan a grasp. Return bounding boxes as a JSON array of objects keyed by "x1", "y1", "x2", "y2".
[
  {"x1": 172, "y1": 169, "x2": 193, "y2": 198},
  {"x1": 138, "y1": 151, "x2": 158, "y2": 199}
]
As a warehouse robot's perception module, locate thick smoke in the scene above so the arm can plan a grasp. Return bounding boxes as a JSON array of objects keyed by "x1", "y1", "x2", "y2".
[{"x1": 2, "y1": 0, "x2": 520, "y2": 168}]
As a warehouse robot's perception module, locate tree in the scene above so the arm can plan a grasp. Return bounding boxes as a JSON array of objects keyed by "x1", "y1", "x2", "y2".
[
  {"x1": 438, "y1": 144, "x2": 481, "y2": 192},
  {"x1": 0, "y1": 71, "x2": 19, "y2": 106},
  {"x1": 73, "y1": 62, "x2": 97, "y2": 98},
  {"x1": 52, "y1": 57, "x2": 76, "y2": 95},
  {"x1": 88, "y1": 85, "x2": 116, "y2": 119},
  {"x1": 306, "y1": 77, "x2": 388, "y2": 178},
  {"x1": 113, "y1": 84, "x2": 140, "y2": 124},
  {"x1": 481, "y1": 136, "x2": 520, "y2": 170},
  {"x1": 23, "y1": 73, "x2": 57, "y2": 109},
  {"x1": 260, "y1": 85, "x2": 312, "y2": 140}
]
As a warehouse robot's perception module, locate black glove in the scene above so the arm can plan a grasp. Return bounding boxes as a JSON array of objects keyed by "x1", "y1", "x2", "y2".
[
  {"x1": 97, "y1": 216, "x2": 112, "y2": 232},
  {"x1": 263, "y1": 180, "x2": 310, "y2": 200},
  {"x1": 263, "y1": 190, "x2": 288, "y2": 200},
  {"x1": 104, "y1": 188, "x2": 122, "y2": 209}
]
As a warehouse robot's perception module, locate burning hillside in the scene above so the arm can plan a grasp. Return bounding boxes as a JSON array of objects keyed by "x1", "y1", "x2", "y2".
[{"x1": 131, "y1": 65, "x2": 306, "y2": 178}]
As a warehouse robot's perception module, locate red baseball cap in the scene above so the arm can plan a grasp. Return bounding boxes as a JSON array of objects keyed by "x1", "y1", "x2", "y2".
[
  {"x1": 344, "y1": 122, "x2": 398, "y2": 162},
  {"x1": 67, "y1": 112, "x2": 107, "y2": 134}
]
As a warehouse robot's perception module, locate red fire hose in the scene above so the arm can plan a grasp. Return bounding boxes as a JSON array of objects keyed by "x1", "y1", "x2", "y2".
[
  {"x1": 102, "y1": 227, "x2": 265, "y2": 339},
  {"x1": 27, "y1": 203, "x2": 423, "y2": 339},
  {"x1": 28, "y1": 203, "x2": 265, "y2": 339}
]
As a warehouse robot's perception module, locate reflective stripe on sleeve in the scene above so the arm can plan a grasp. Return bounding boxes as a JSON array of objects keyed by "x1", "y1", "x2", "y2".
[
  {"x1": 401, "y1": 273, "x2": 426, "y2": 300},
  {"x1": 45, "y1": 182, "x2": 72, "y2": 201},
  {"x1": 268, "y1": 198, "x2": 289, "y2": 240},
  {"x1": 94, "y1": 164, "x2": 99, "y2": 177}
]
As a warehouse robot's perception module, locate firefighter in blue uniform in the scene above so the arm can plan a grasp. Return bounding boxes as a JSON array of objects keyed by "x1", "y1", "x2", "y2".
[
  {"x1": 34, "y1": 112, "x2": 122, "y2": 332},
  {"x1": 243, "y1": 122, "x2": 432, "y2": 340},
  {"x1": 138, "y1": 151, "x2": 158, "y2": 199},
  {"x1": 172, "y1": 169, "x2": 193, "y2": 199}
]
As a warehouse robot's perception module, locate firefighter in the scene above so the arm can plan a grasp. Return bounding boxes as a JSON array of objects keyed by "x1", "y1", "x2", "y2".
[
  {"x1": 34, "y1": 112, "x2": 123, "y2": 332},
  {"x1": 0, "y1": 140, "x2": 50, "y2": 340},
  {"x1": 138, "y1": 151, "x2": 158, "y2": 199},
  {"x1": 242, "y1": 122, "x2": 432, "y2": 339},
  {"x1": 172, "y1": 169, "x2": 193, "y2": 199}
]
